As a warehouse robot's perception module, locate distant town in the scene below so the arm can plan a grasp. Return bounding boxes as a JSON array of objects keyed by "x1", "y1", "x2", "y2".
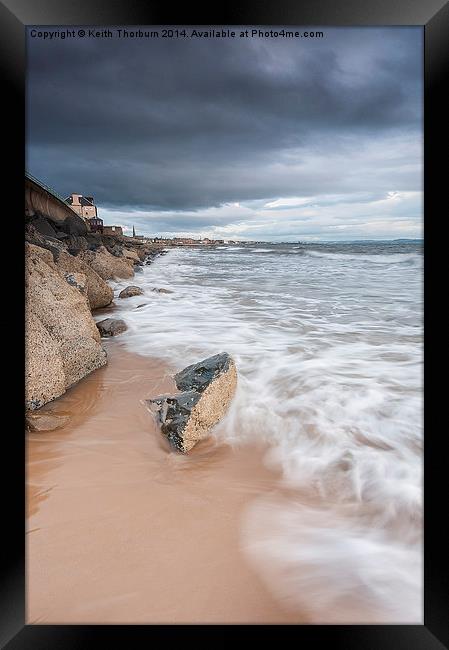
[{"x1": 65, "y1": 191, "x2": 247, "y2": 246}]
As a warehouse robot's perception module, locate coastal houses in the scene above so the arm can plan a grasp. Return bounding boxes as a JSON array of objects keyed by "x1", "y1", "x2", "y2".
[
  {"x1": 65, "y1": 193, "x2": 98, "y2": 219},
  {"x1": 65, "y1": 193, "x2": 104, "y2": 232},
  {"x1": 64, "y1": 193, "x2": 122, "y2": 236},
  {"x1": 150, "y1": 236, "x2": 226, "y2": 246}
]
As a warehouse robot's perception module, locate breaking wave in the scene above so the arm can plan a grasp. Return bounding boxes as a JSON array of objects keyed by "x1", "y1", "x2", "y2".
[{"x1": 106, "y1": 241, "x2": 423, "y2": 622}]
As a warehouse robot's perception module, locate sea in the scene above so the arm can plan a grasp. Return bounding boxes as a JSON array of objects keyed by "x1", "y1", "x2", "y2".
[{"x1": 106, "y1": 240, "x2": 423, "y2": 623}]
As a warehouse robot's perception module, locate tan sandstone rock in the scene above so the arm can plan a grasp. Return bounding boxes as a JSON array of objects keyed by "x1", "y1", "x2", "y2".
[
  {"x1": 25, "y1": 309, "x2": 66, "y2": 410},
  {"x1": 55, "y1": 250, "x2": 113, "y2": 309},
  {"x1": 80, "y1": 246, "x2": 134, "y2": 281},
  {"x1": 25, "y1": 242, "x2": 107, "y2": 410},
  {"x1": 122, "y1": 248, "x2": 140, "y2": 262}
]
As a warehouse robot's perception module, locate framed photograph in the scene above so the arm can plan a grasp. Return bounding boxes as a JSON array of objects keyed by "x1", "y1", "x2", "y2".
[{"x1": 2, "y1": 0, "x2": 446, "y2": 647}]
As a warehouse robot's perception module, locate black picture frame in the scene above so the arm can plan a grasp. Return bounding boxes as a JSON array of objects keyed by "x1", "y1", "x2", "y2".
[{"x1": 2, "y1": 0, "x2": 446, "y2": 647}]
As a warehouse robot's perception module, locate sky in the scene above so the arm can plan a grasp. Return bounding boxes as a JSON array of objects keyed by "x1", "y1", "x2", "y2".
[{"x1": 26, "y1": 27, "x2": 423, "y2": 242}]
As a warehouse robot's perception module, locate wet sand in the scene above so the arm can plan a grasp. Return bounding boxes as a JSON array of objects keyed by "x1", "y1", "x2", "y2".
[{"x1": 26, "y1": 341, "x2": 304, "y2": 624}]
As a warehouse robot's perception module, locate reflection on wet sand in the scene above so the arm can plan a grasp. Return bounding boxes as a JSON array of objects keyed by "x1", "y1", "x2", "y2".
[{"x1": 26, "y1": 341, "x2": 303, "y2": 624}]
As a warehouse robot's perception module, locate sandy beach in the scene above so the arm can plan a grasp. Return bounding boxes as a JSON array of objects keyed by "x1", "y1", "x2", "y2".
[{"x1": 26, "y1": 341, "x2": 304, "y2": 624}]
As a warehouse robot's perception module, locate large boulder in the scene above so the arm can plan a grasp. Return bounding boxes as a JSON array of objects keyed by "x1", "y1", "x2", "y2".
[
  {"x1": 96, "y1": 318, "x2": 127, "y2": 337},
  {"x1": 29, "y1": 215, "x2": 58, "y2": 238},
  {"x1": 60, "y1": 213, "x2": 88, "y2": 237},
  {"x1": 25, "y1": 243, "x2": 107, "y2": 410},
  {"x1": 122, "y1": 248, "x2": 140, "y2": 262},
  {"x1": 135, "y1": 247, "x2": 147, "y2": 261},
  {"x1": 25, "y1": 223, "x2": 66, "y2": 261},
  {"x1": 85, "y1": 233, "x2": 103, "y2": 249},
  {"x1": 119, "y1": 285, "x2": 143, "y2": 299},
  {"x1": 55, "y1": 250, "x2": 113, "y2": 310},
  {"x1": 80, "y1": 245, "x2": 134, "y2": 280},
  {"x1": 110, "y1": 244, "x2": 124, "y2": 258},
  {"x1": 25, "y1": 309, "x2": 66, "y2": 410},
  {"x1": 147, "y1": 353, "x2": 237, "y2": 453},
  {"x1": 64, "y1": 234, "x2": 89, "y2": 254}
]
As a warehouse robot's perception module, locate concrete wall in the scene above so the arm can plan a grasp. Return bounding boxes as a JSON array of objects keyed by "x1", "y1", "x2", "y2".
[{"x1": 25, "y1": 177, "x2": 84, "y2": 226}]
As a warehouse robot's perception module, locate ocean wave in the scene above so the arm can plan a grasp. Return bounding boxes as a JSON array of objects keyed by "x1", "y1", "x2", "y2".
[
  {"x1": 242, "y1": 495, "x2": 422, "y2": 622},
  {"x1": 305, "y1": 251, "x2": 421, "y2": 264},
  {"x1": 108, "y1": 245, "x2": 422, "y2": 622}
]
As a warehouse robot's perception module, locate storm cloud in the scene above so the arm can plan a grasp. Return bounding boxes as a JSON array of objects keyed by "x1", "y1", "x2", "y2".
[{"x1": 26, "y1": 27, "x2": 423, "y2": 240}]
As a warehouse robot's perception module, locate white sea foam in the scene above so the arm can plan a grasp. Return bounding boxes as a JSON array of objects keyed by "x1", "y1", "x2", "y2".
[{"x1": 108, "y1": 243, "x2": 423, "y2": 622}]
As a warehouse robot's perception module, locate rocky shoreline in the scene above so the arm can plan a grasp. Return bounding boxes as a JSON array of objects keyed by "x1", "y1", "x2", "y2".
[{"x1": 25, "y1": 211, "x2": 166, "y2": 412}]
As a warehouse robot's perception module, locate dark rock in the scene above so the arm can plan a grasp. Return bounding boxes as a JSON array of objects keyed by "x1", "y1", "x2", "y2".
[
  {"x1": 111, "y1": 244, "x2": 124, "y2": 258},
  {"x1": 86, "y1": 233, "x2": 102, "y2": 248},
  {"x1": 25, "y1": 223, "x2": 65, "y2": 261},
  {"x1": 60, "y1": 214, "x2": 88, "y2": 237},
  {"x1": 119, "y1": 285, "x2": 144, "y2": 299},
  {"x1": 148, "y1": 392, "x2": 202, "y2": 452},
  {"x1": 31, "y1": 215, "x2": 57, "y2": 238},
  {"x1": 146, "y1": 352, "x2": 237, "y2": 453},
  {"x1": 174, "y1": 353, "x2": 233, "y2": 393},
  {"x1": 65, "y1": 234, "x2": 89, "y2": 253},
  {"x1": 152, "y1": 287, "x2": 173, "y2": 294},
  {"x1": 96, "y1": 318, "x2": 127, "y2": 337}
]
